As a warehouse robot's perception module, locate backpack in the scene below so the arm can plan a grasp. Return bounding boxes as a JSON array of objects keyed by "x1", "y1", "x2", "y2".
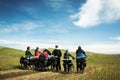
[{"x1": 77, "y1": 52, "x2": 86, "y2": 58}]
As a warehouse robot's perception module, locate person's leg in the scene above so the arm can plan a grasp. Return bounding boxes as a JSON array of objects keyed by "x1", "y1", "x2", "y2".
[
  {"x1": 56, "y1": 63, "x2": 58, "y2": 71},
  {"x1": 68, "y1": 63, "x2": 70, "y2": 72},
  {"x1": 58, "y1": 58, "x2": 61, "y2": 70},
  {"x1": 83, "y1": 59, "x2": 86, "y2": 67},
  {"x1": 63, "y1": 62, "x2": 66, "y2": 72},
  {"x1": 68, "y1": 61, "x2": 71, "y2": 72}
]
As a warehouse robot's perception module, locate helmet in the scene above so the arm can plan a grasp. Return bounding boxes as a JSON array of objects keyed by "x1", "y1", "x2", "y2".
[
  {"x1": 27, "y1": 46, "x2": 30, "y2": 50},
  {"x1": 78, "y1": 46, "x2": 81, "y2": 49},
  {"x1": 55, "y1": 45, "x2": 58, "y2": 48},
  {"x1": 36, "y1": 47, "x2": 39, "y2": 49}
]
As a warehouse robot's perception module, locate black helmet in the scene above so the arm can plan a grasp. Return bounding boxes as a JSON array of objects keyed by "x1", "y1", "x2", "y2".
[
  {"x1": 27, "y1": 46, "x2": 30, "y2": 50},
  {"x1": 36, "y1": 47, "x2": 39, "y2": 49},
  {"x1": 55, "y1": 45, "x2": 58, "y2": 48},
  {"x1": 78, "y1": 46, "x2": 81, "y2": 49}
]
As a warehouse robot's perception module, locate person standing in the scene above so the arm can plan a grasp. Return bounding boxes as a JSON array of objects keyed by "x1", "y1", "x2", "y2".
[
  {"x1": 35, "y1": 47, "x2": 42, "y2": 57},
  {"x1": 43, "y1": 49, "x2": 51, "y2": 58},
  {"x1": 63, "y1": 50, "x2": 75, "y2": 72},
  {"x1": 76, "y1": 46, "x2": 87, "y2": 73},
  {"x1": 76, "y1": 46, "x2": 87, "y2": 58},
  {"x1": 52, "y1": 45, "x2": 62, "y2": 71},
  {"x1": 25, "y1": 46, "x2": 33, "y2": 58}
]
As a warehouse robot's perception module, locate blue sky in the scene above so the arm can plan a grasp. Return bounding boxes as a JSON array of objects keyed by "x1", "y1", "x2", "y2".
[{"x1": 0, "y1": 0, "x2": 120, "y2": 54}]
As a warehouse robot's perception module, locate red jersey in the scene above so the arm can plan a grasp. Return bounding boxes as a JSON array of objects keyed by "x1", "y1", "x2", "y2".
[
  {"x1": 35, "y1": 51, "x2": 42, "y2": 56},
  {"x1": 43, "y1": 51, "x2": 48, "y2": 57}
]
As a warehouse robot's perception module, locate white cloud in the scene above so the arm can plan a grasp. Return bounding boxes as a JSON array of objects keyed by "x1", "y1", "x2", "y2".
[
  {"x1": 46, "y1": 24, "x2": 69, "y2": 33},
  {"x1": 83, "y1": 43, "x2": 120, "y2": 54},
  {"x1": 0, "y1": 39, "x2": 54, "y2": 50},
  {"x1": 0, "y1": 20, "x2": 68, "y2": 34},
  {"x1": 0, "y1": 21, "x2": 40, "y2": 33},
  {"x1": 48, "y1": 0, "x2": 64, "y2": 9},
  {"x1": 61, "y1": 43, "x2": 120, "y2": 54},
  {"x1": 0, "y1": 39, "x2": 76, "y2": 52},
  {"x1": 110, "y1": 36, "x2": 120, "y2": 41},
  {"x1": 47, "y1": 0, "x2": 72, "y2": 12},
  {"x1": 0, "y1": 40, "x2": 17, "y2": 45},
  {"x1": 70, "y1": 0, "x2": 120, "y2": 28},
  {"x1": 0, "y1": 39, "x2": 120, "y2": 54}
]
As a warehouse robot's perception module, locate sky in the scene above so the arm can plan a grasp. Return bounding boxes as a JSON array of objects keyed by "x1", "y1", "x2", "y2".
[{"x1": 0, "y1": 0, "x2": 120, "y2": 54}]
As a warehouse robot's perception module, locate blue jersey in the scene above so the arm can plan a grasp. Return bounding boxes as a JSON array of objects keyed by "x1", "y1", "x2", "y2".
[{"x1": 76, "y1": 52, "x2": 87, "y2": 58}]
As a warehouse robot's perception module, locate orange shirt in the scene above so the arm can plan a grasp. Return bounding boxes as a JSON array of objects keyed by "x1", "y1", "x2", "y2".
[{"x1": 35, "y1": 51, "x2": 42, "y2": 56}]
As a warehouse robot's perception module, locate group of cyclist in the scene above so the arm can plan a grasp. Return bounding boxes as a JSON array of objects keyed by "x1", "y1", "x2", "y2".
[{"x1": 24, "y1": 45, "x2": 88, "y2": 73}]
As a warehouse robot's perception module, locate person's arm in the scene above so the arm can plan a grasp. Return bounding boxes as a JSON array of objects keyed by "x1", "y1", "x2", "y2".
[
  {"x1": 82, "y1": 50, "x2": 88, "y2": 57},
  {"x1": 25, "y1": 51, "x2": 27, "y2": 57},
  {"x1": 48, "y1": 50, "x2": 51, "y2": 55},
  {"x1": 29, "y1": 51, "x2": 33, "y2": 56},
  {"x1": 76, "y1": 50, "x2": 78, "y2": 57},
  {"x1": 52, "y1": 49, "x2": 55, "y2": 55},
  {"x1": 25, "y1": 50, "x2": 32, "y2": 58},
  {"x1": 63, "y1": 53, "x2": 66, "y2": 59},
  {"x1": 59, "y1": 50, "x2": 62, "y2": 57},
  {"x1": 82, "y1": 50, "x2": 86, "y2": 55},
  {"x1": 69, "y1": 53, "x2": 75, "y2": 59}
]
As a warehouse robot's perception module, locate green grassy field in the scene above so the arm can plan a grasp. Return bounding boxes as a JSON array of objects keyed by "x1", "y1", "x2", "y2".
[
  {"x1": 0, "y1": 46, "x2": 120, "y2": 80},
  {"x1": 0, "y1": 46, "x2": 24, "y2": 70}
]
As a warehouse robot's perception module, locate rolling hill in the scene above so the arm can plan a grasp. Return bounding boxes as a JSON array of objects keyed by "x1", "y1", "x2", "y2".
[
  {"x1": 0, "y1": 46, "x2": 25, "y2": 70},
  {"x1": 0, "y1": 46, "x2": 120, "y2": 80}
]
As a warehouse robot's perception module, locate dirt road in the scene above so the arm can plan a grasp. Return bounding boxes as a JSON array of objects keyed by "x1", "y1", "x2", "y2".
[
  {"x1": 0, "y1": 68, "x2": 91, "y2": 80},
  {"x1": 0, "y1": 69, "x2": 63, "y2": 80}
]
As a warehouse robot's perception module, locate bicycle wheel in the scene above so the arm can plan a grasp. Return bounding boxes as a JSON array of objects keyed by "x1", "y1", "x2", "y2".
[{"x1": 70, "y1": 64, "x2": 74, "y2": 72}]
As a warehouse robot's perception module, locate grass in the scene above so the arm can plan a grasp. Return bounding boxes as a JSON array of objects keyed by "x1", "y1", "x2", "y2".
[
  {"x1": 0, "y1": 46, "x2": 25, "y2": 70},
  {"x1": 0, "y1": 46, "x2": 120, "y2": 80},
  {"x1": 86, "y1": 64, "x2": 120, "y2": 80},
  {"x1": 86, "y1": 52, "x2": 120, "y2": 64}
]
